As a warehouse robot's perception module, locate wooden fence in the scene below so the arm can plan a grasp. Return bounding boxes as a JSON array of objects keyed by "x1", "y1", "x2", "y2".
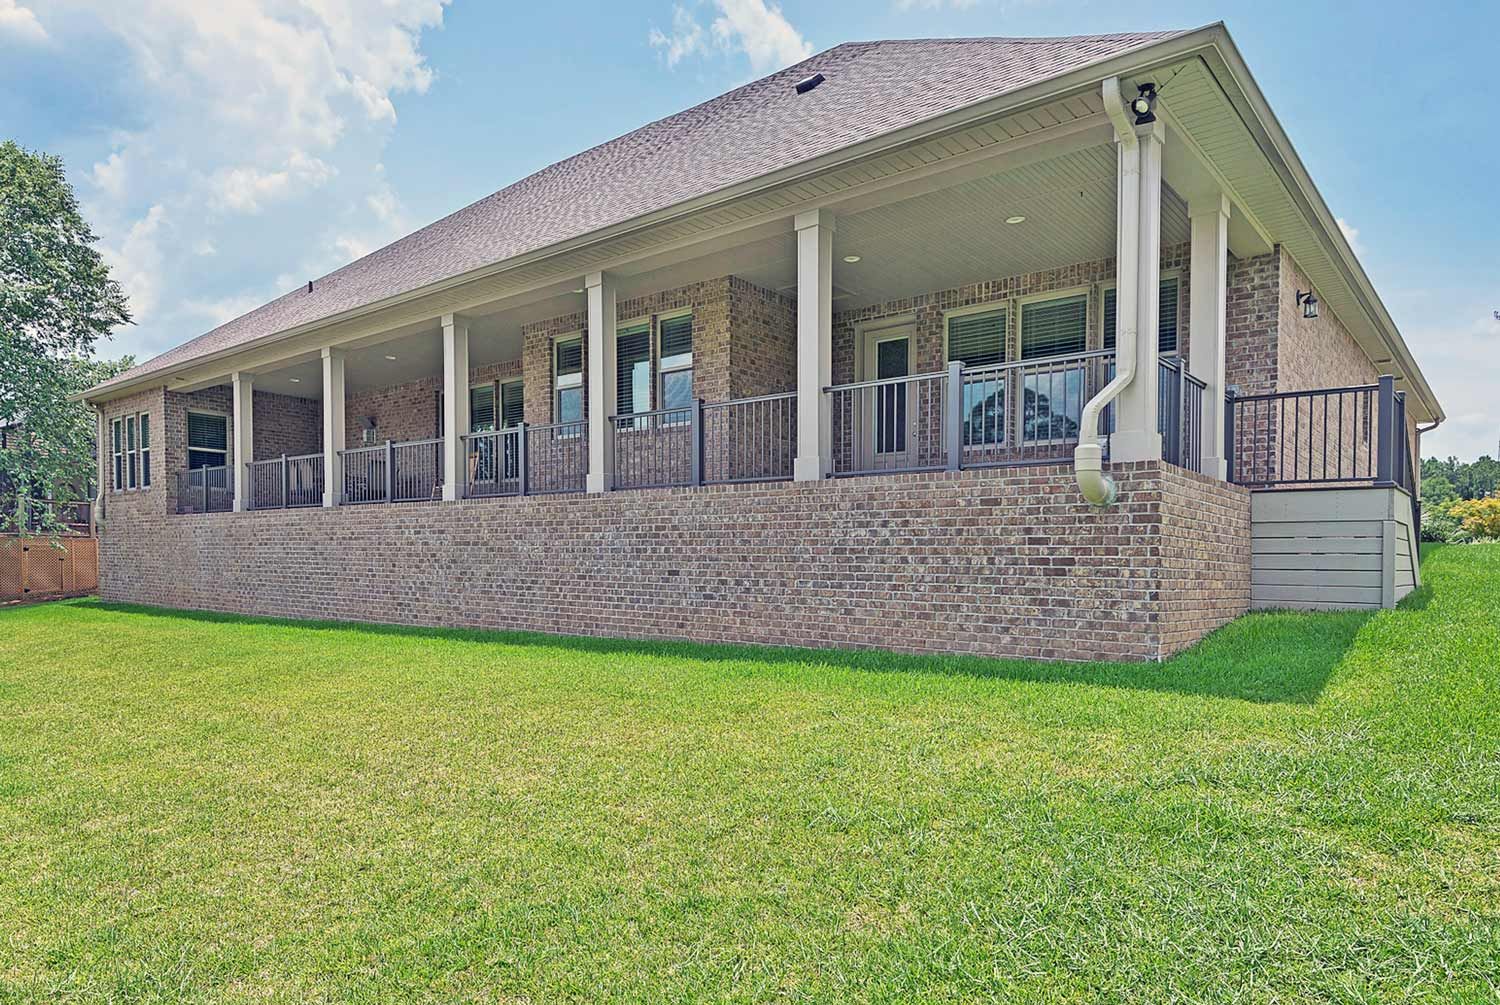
[{"x1": 0, "y1": 536, "x2": 99, "y2": 602}]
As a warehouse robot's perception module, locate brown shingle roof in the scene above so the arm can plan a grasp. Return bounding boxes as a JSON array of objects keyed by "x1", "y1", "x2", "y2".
[{"x1": 96, "y1": 31, "x2": 1184, "y2": 393}]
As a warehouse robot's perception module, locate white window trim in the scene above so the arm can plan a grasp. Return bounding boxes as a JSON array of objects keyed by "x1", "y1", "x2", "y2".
[
  {"x1": 654, "y1": 308, "x2": 694, "y2": 423},
  {"x1": 125, "y1": 413, "x2": 138, "y2": 490},
  {"x1": 186, "y1": 409, "x2": 229, "y2": 470},
  {"x1": 941, "y1": 301, "x2": 1012, "y2": 370},
  {"x1": 138, "y1": 411, "x2": 151, "y2": 489},
  {"x1": 1017, "y1": 286, "x2": 1092, "y2": 447},
  {"x1": 111, "y1": 417, "x2": 124, "y2": 493},
  {"x1": 552, "y1": 333, "x2": 584, "y2": 432}
]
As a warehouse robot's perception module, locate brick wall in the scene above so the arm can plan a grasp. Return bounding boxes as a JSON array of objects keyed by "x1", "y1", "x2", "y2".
[
  {"x1": 1158, "y1": 465, "x2": 1253, "y2": 655},
  {"x1": 345, "y1": 359, "x2": 523, "y2": 449},
  {"x1": 251, "y1": 390, "x2": 321, "y2": 460},
  {"x1": 100, "y1": 460, "x2": 1249, "y2": 663}
]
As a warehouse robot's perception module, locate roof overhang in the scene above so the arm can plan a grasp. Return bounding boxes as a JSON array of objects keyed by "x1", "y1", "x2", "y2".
[{"x1": 83, "y1": 23, "x2": 1441, "y2": 425}]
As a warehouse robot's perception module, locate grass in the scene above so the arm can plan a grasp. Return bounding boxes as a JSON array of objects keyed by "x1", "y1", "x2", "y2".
[{"x1": 0, "y1": 546, "x2": 1496, "y2": 1003}]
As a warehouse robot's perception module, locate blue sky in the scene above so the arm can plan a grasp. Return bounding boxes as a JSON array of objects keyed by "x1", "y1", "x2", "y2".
[{"x1": 3, "y1": 0, "x2": 1495, "y2": 459}]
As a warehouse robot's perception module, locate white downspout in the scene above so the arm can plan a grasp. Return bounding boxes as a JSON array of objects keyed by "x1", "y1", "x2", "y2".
[{"x1": 1075, "y1": 76, "x2": 1140, "y2": 507}]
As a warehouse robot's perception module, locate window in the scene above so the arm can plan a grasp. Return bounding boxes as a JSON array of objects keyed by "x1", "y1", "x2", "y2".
[
  {"x1": 187, "y1": 412, "x2": 228, "y2": 469},
  {"x1": 658, "y1": 313, "x2": 694, "y2": 413},
  {"x1": 616, "y1": 322, "x2": 651, "y2": 418},
  {"x1": 469, "y1": 383, "x2": 496, "y2": 433},
  {"x1": 139, "y1": 412, "x2": 151, "y2": 488},
  {"x1": 1102, "y1": 278, "x2": 1180, "y2": 354},
  {"x1": 126, "y1": 415, "x2": 137, "y2": 489},
  {"x1": 946, "y1": 307, "x2": 1008, "y2": 446},
  {"x1": 500, "y1": 379, "x2": 525, "y2": 428},
  {"x1": 111, "y1": 418, "x2": 124, "y2": 491},
  {"x1": 1020, "y1": 293, "x2": 1089, "y2": 442},
  {"x1": 554, "y1": 337, "x2": 583, "y2": 425}
]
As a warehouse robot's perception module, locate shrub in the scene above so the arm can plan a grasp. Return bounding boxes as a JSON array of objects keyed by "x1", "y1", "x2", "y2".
[
  {"x1": 1448, "y1": 494, "x2": 1500, "y2": 540},
  {"x1": 1422, "y1": 504, "x2": 1473, "y2": 544}
]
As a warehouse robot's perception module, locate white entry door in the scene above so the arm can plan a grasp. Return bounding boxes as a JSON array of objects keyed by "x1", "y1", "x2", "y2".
[{"x1": 857, "y1": 324, "x2": 915, "y2": 471}]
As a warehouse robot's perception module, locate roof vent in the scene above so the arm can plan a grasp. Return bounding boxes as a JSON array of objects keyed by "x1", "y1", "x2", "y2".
[
  {"x1": 794, "y1": 72, "x2": 825, "y2": 95},
  {"x1": 306, "y1": 280, "x2": 313, "y2": 294}
]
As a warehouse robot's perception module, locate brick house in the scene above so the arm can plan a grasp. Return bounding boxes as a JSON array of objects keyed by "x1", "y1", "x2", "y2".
[{"x1": 83, "y1": 25, "x2": 1440, "y2": 661}]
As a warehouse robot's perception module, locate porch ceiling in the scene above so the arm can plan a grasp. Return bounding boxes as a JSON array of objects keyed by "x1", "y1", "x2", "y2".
[{"x1": 611, "y1": 143, "x2": 1189, "y2": 313}]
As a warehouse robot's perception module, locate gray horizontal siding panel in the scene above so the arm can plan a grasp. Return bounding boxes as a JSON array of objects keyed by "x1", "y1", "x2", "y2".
[
  {"x1": 1253, "y1": 536, "x2": 1382, "y2": 555},
  {"x1": 1254, "y1": 584, "x2": 1385, "y2": 605},
  {"x1": 1252, "y1": 569, "x2": 1382, "y2": 588},
  {"x1": 1252, "y1": 553, "x2": 1382, "y2": 572}
]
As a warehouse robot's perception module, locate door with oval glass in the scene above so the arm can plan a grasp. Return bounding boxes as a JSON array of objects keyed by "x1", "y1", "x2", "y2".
[{"x1": 857, "y1": 323, "x2": 916, "y2": 471}]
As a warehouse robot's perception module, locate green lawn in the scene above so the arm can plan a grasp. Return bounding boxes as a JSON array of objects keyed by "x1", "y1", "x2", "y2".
[{"x1": 1, "y1": 547, "x2": 1496, "y2": 1003}]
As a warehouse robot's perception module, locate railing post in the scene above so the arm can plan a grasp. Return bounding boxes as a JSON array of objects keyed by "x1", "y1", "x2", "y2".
[
  {"x1": 1176, "y1": 358, "x2": 1188, "y2": 468},
  {"x1": 946, "y1": 361, "x2": 963, "y2": 471},
  {"x1": 1375, "y1": 374, "x2": 1395, "y2": 486},
  {"x1": 203, "y1": 471, "x2": 209, "y2": 514},
  {"x1": 517, "y1": 423, "x2": 529, "y2": 497},
  {"x1": 384, "y1": 439, "x2": 395, "y2": 502},
  {"x1": 1224, "y1": 387, "x2": 1237, "y2": 483},
  {"x1": 280, "y1": 454, "x2": 289, "y2": 509},
  {"x1": 691, "y1": 399, "x2": 704, "y2": 487}
]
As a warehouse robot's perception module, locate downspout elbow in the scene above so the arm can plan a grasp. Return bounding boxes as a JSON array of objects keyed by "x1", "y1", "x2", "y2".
[{"x1": 1074, "y1": 442, "x2": 1117, "y2": 506}]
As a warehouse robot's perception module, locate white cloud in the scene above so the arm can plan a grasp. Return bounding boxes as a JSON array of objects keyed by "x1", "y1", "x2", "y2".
[
  {"x1": 210, "y1": 152, "x2": 337, "y2": 214},
  {"x1": 650, "y1": 0, "x2": 812, "y2": 74},
  {"x1": 0, "y1": 0, "x2": 47, "y2": 43},
  {"x1": 180, "y1": 293, "x2": 265, "y2": 326},
  {"x1": 90, "y1": 151, "x2": 127, "y2": 200},
  {"x1": 1393, "y1": 300, "x2": 1500, "y2": 461},
  {"x1": 649, "y1": 6, "x2": 707, "y2": 67},
  {"x1": 48, "y1": 0, "x2": 448, "y2": 360},
  {"x1": 99, "y1": 203, "x2": 167, "y2": 322},
  {"x1": 1337, "y1": 217, "x2": 1365, "y2": 258}
]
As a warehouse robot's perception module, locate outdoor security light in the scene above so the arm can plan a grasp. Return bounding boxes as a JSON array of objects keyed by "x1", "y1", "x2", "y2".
[
  {"x1": 1297, "y1": 290, "x2": 1319, "y2": 319},
  {"x1": 1131, "y1": 83, "x2": 1157, "y2": 124}
]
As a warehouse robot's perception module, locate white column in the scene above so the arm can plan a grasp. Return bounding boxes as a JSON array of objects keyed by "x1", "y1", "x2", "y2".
[
  {"x1": 585, "y1": 271, "x2": 617, "y2": 493},
  {"x1": 1111, "y1": 120, "x2": 1165, "y2": 462},
  {"x1": 231, "y1": 371, "x2": 254, "y2": 512},
  {"x1": 794, "y1": 208, "x2": 834, "y2": 481},
  {"x1": 321, "y1": 347, "x2": 345, "y2": 506},
  {"x1": 441, "y1": 314, "x2": 470, "y2": 501},
  {"x1": 1189, "y1": 193, "x2": 1231, "y2": 479}
]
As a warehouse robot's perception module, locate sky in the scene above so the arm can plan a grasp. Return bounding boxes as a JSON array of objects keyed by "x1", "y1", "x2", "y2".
[{"x1": 2, "y1": 0, "x2": 1495, "y2": 460}]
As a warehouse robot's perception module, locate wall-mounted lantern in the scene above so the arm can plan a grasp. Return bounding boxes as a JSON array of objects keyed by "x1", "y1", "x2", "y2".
[{"x1": 1296, "y1": 290, "x2": 1319, "y2": 320}]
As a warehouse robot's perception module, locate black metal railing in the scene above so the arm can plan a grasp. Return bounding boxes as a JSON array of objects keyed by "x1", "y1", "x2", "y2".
[
  {"x1": 1159, "y1": 356, "x2": 1207, "y2": 473},
  {"x1": 702, "y1": 392, "x2": 797, "y2": 484},
  {"x1": 825, "y1": 349, "x2": 1119, "y2": 477},
  {"x1": 609, "y1": 404, "x2": 698, "y2": 490},
  {"x1": 339, "y1": 438, "x2": 442, "y2": 504},
  {"x1": 1226, "y1": 380, "x2": 1383, "y2": 487},
  {"x1": 3, "y1": 497, "x2": 94, "y2": 535},
  {"x1": 461, "y1": 421, "x2": 590, "y2": 499},
  {"x1": 176, "y1": 465, "x2": 233, "y2": 514},
  {"x1": 246, "y1": 453, "x2": 324, "y2": 509}
]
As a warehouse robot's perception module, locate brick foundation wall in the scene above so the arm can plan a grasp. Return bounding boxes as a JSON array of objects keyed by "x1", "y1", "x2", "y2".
[
  {"x1": 100, "y1": 460, "x2": 1249, "y2": 663},
  {"x1": 1158, "y1": 466, "x2": 1252, "y2": 656}
]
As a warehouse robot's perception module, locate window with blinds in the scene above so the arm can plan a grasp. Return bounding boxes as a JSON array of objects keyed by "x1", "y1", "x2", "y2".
[
  {"x1": 554, "y1": 337, "x2": 583, "y2": 424},
  {"x1": 658, "y1": 313, "x2": 694, "y2": 413},
  {"x1": 946, "y1": 308, "x2": 1007, "y2": 368},
  {"x1": 1102, "y1": 279, "x2": 1180, "y2": 354},
  {"x1": 187, "y1": 412, "x2": 227, "y2": 469},
  {"x1": 469, "y1": 384, "x2": 496, "y2": 432},
  {"x1": 616, "y1": 323, "x2": 650, "y2": 417},
  {"x1": 139, "y1": 412, "x2": 151, "y2": 488},
  {"x1": 500, "y1": 379, "x2": 525, "y2": 428},
  {"x1": 1021, "y1": 294, "x2": 1088, "y2": 359}
]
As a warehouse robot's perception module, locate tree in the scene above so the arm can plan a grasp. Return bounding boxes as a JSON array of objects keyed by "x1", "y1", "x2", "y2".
[{"x1": 1, "y1": 140, "x2": 132, "y2": 532}]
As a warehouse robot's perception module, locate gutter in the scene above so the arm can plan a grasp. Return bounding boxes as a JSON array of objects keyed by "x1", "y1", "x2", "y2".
[{"x1": 1074, "y1": 77, "x2": 1137, "y2": 507}]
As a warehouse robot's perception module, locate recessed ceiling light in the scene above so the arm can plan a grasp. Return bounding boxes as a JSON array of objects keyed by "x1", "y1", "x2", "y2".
[
  {"x1": 384, "y1": 354, "x2": 397, "y2": 361},
  {"x1": 843, "y1": 255, "x2": 861, "y2": 263},
  {"x1": 1005, "y1": 215, "x2": 1027, "y2": 225},
  {"x1": 572, "y1": 288, "x2": 585, "y2": 294},
  {"x1": 289, "y1": 377, "x2": 301, "y2": 383}
]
